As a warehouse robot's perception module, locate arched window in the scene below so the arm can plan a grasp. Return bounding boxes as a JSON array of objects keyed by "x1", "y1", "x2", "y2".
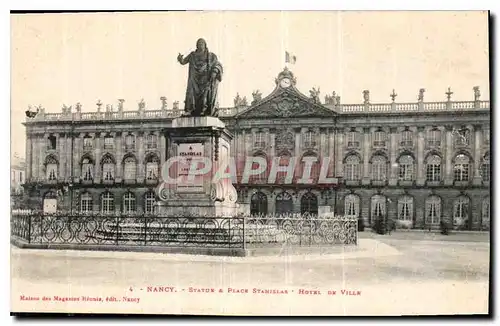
[
  {"x1": 454, "y1": 154, "x2": 471, "y2": 182},
  {"x1": 344, "y1": 155, "x2": 361, "y2": 181},
  {"x1": 370, "y1": 195, "x2": 386, "y2": 224},
  {"x1": 481, "y1": 152, "x2": 490, "y2": 182},
  {"x1": 482, "y1": 197, "x2": 490, "y2": 230},
  {"x1": 275, "y1": 191, "x2": 293, "y2": 215},
  {"x1": 45, "y1": 156, "x2": 58, "y2": 181},
  {"x1": 250, "y1": 192, "x2": 268, "y2": 215},
  {"x1": 80, "y1": 192, "x2": 93, "y2": 213},
  {"x1": 102, "y1": 156, "x2": 115, "y2": 181},
  {"x1": 426, "y1": 155, "x2": 441, "y2": 182},
  {"x1": 275, "y1": 153, "x2": 293, "y2": 184},
  {"x1": 297, "y1": 154, "x2": 319, "y2": 183},
  {"x1": 398, "y1": 155, "x2": 414, "y2": 181},
  {"x1": 123, "y1": 156, "x2": 137, "y2": 180},
  {"x1": 146, "y1": 155, "x2": 160, "y2": 180},
  {"x1": 82, "y1": 157, "x2": 94, "y2": 181},
  {"x1": 300, "y1": 192, "x2": 318, "y2": 215},
  {"x1": 425, "y1": 196, "x2": 441, "y2": 225},
  {"x1": 101, "y1": 192, "x2": 114, "y2": 214},
  {"x1": 123, "y1": 192, "x2": 136, "y2": 214},
  {"x1": 453, "y1": 196, "x2": 470, "y2": 227},
  {"x1": 146, "y1": 134, "x2": 158, "y2": 150},
  {"x1": 344, "y1": 194, "x2": 360, "y2": 218},
  {"x1": 371, "y1": 155, "x2": 387, "y2": 181},
  {"x1": 397, "y1": 196, "x2": 413, "y2": 221},
  {"x1": 144, "y1": 191, "x2": 156, "y2": 214}
]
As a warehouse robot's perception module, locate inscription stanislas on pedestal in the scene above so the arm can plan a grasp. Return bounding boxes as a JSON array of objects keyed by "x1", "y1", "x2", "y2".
[{"x1": 177, "y1": 38, "x2": 223, "y2": 117}]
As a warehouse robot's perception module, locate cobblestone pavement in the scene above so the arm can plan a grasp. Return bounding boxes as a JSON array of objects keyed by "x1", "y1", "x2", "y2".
[{"x1": 10, "y1": 235, "x2": 490, "y2": 315}]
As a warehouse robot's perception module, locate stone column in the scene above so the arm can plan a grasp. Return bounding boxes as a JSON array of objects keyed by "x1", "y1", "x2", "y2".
[
  {"x1": 39, "y1": 134, "x2": 46, "y2": 180},
  {"x1": 73, "y1": 134, "x2": 82, "y2": 181},
  {"x1": 264, "y1": 128, "x2": 270, "y2": 155},
  {"x1": 66, "y1": 135, "x2": 72, "y2": 181},
  {"x1": 160, "y1": 132, "x2": 166, "y2": 164},
  {"x1": 95, "y1": 133, "x2": 103, "y2": 182},
  {"x1": 362, "y1": 127, "x2": 371, "y2": 185},
  {"x1": 473, "y1": 125, "x2": 483, "y2": 185},
  {"x1": 115, "y1": 132, "x2": 122, "y2": 181},
  {"x1": 328, "y1": 128, "x2": 335, "y2": 178},
  {"x1": 416, "y1": 126, "x2": 426, "y2": 186},
  {"x1": 251, "y1": 128, "x2": 257, "y2": 152},
  {"x1": 444, "y1": 125, "x2": 454, "y2": 186},
  {"x1": 26, "y1": 136, "x2": 32, "y2": 181},
  {"x1": 137, "y1": 132, "x2": 145, "y2": 182},
  {"x1": 388, "y1": 127, "x2": 398, "y2": 186},
  {"x1": 58, "y1": 134, "x2": 66, "y2": 180},
  {"x1": 241, "y1": 129, "x2": 247, "y2": 155},
  {"x1": 336, "y1": 128, "x2": 344, "y2": 179},
  {"x1": 32, "y1": 135, "x2": 39, "y2": 180},
  {"x1": 270, "y1": 131, "x2": 276, "y2": 158},
  {"x1": 295, "y1": 128, "x2": 302, "y2": 157}
]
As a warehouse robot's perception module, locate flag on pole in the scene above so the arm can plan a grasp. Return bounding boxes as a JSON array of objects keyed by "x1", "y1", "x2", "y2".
[{"x1": 285, "y1": 51, "x2": 297, "y2": 64}]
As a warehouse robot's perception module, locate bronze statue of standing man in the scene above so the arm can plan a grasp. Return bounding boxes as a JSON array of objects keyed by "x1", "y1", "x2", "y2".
[{"x1": 177, "y1": 38, "x2": 223, "y2": 117}]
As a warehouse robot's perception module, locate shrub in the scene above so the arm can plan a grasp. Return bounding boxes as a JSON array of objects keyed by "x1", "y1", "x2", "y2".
[
  {"x1": 372, "y1": 217, "x2": 386, "y2": 235},
  {"x1": 440, "y1": 221, "x2": 449, "y2": 235},
  {"x1": 358, "y1": 218, "x2": 365, "y2": 232}
]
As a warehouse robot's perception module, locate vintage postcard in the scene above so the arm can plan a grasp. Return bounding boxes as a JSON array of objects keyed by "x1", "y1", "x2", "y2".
[{"x1": 10, "y1": 10, "x2": 490, "y2": 316}]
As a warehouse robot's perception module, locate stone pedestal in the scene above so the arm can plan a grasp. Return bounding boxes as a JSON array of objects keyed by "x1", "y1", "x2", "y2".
[{"x1": 155, "y1": 116, "x2": 239, "y2": 217}]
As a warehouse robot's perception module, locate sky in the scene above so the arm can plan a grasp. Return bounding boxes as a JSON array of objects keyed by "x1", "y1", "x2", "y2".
[{"x1": 10, "y1": 11, "x2": 490, "y2": 159}]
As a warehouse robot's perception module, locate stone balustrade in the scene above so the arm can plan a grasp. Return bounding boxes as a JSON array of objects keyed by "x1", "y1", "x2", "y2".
[{"x1": 25, "y1": 100, "x2": 490, "y2": 123}]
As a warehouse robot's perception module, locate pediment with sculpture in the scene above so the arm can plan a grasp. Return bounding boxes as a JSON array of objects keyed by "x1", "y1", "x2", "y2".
[{"x1": 236, "y1": 90, "x2": 336, "y2": 119}]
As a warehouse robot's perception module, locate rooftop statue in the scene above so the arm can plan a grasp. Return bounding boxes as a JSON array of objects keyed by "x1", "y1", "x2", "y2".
[{"x1": 177, "y1": 38, "x2": 223, "y2": 117}]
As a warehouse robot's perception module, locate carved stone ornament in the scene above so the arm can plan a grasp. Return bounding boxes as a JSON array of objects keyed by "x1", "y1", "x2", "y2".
[{"x1": 275, "y1": 128, "x2": 295, "y2": 152}]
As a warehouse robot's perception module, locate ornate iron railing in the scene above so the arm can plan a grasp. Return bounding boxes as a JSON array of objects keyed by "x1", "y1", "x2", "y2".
[
  {"x1": 243, "y1": 214, "x2": 358, "y2": 246},
  {"x1": 10, "y1": 212, "x2": 358, "y2": 249}
]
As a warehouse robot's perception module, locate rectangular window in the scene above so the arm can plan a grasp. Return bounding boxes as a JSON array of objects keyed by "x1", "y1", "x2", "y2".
[
  {"x1": 125, "y1": 135, "x2": 135, "y2": 150},
  {"x1": 104, "y1": 137, "x2": 114, "y2": 150},
  {"x1": 373, "y1": 131, "x2": 386, "y2": 148},
  {"x1": 83, "y1": 137, "x2": 93, "y2": 150},
  {"x1": 146, "y1": 134, "x2": 157, "y2": 149},
  {"x1": 400, "y1": 130, "x2": 413, "y2": 147},
  {"x1": 427, "y1": 129, "x2": 441, "y2": 148},
  {"x1": 346, "y1": 131, "x2": 360, "y2": 148},
  {"x1": 304, "y1": 131, "x2": 316, "y2": 148},
  {"x1": 483, "y1": 129, "x2": 490, "y2": 145},
  {"x1": 254, "y1": 132, "x2": 266, "y2": 148},
  {"x1": 19, "y1": 172, "x2": 23, "y2": 183}
]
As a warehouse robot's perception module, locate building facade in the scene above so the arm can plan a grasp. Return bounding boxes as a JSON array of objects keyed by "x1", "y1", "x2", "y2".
[
  {"x1": 11, "y1": 154, "x2": 26, "y2": 195},
  {"x1": 21, "y1": 68, "x2": 491, "y2": 230}
]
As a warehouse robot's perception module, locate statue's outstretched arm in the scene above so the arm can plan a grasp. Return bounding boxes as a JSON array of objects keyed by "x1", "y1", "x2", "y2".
[{"x1": 177, "y1": 52, "x2": 191, "y2": 65}]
